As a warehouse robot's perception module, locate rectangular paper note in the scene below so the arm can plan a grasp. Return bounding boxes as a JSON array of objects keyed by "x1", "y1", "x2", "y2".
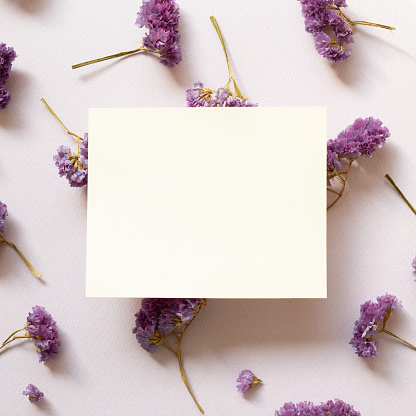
[{"x1": 87, "y1": 107, "x2": 326, "y2": 298}]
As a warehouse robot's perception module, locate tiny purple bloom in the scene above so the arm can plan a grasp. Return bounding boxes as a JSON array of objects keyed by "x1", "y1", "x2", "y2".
[
  {"x1": 22, "y1": 384, "x2": 44, "y2": 403},
  {"x1": 412, "y1": 256, "x2": 416, "y2": 281},
  {"x1": 314, "y1": 31, "x2": 351, "y2": 62},
  {"x1": 0, "y1": 43, "x2": 17, "y2": 85},
  {"x1": 0, "y1": 201, "x2": 8, "y2": 233},
  {"x1": 275, "y1": 398, "x2": 360, "y2": 416},
  {"x1": 0, "y1": 85, "x2": 11, "y2": 110},
  {"x1": 236, "y1": 369, "x2": 262, "y2": 394}
]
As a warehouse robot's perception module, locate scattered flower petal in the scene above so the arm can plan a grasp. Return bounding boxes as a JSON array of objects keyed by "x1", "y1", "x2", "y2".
[{"x1": 22, "y1": 384, "x2": 44, "y2": 403}]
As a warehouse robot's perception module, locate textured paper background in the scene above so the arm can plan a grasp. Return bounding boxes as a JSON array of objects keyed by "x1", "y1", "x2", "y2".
[
  {"x1": 87, "y1": 107, "x2": 326, "y2": 298},
  {"x1": 1, "y1": 0, "x2": 416, "y2": 414}
]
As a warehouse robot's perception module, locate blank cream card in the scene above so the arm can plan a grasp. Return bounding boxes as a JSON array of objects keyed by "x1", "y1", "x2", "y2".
[{"x1": 86, "y1": 107, "x2": 326, "y2": 298}]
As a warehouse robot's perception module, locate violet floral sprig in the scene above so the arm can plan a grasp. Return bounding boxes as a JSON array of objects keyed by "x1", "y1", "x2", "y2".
[
  {"x1": 41, "y1": 98, "x2": 88, "y2": 188},
  {"x1": 22, "y1": 384, "x2": 44, "y2": 403},
  {"x1": 412, "y1": 257, "x2": 416, "y2": 281},
  {"x1": 236, "y1": 369, "x2": 262, "y2": 394},
  {"x1": 327, "y1": 117, "x2": 390, "y2": 210},
  {"x1": 275, "y1": 398, "x2": 361, "y2": 415},
  {"x1": 186, "y1": 17, "x2": 257, "y2": 107},
  {"x1": 350, "y1": 293, "x2": 416, "y2": 358},
  {"x1": 0, "y1": 306, "x2": 61, "y2": 362},
  {"x1": 72, "y1": 0, "x2": 181, "y2": 69},
  {"x1": 298, "y1": 0, "x2": 395, "y2": 62},
  {"x1": 0, "y1": 43, "x2": 17, "y2": 110},
  {"x1": 0, "y1": 201, "x2": 41, "y2": 278},
  {"x1": 133, "y1": 298, "x2": 207, "y2": 413}
]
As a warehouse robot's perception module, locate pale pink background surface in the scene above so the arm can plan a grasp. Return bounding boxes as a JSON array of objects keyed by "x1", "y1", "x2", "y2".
[{"x1": 1, "y1": 0, "x2": 416, "y2": 415}]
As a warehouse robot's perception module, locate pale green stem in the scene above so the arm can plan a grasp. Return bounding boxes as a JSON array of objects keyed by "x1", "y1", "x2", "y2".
[
  {"x1": 385, "y1": 174, "x2": 416, "y2": 215},
  {"x1": 381, "y1": 329, "x2": 416, "y2": 351}
]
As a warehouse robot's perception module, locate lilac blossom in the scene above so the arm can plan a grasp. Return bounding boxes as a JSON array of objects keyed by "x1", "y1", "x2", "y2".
[
  {"x1": 412, "y1": 257, "x2": 416, "y2": 280},
  {"x1": 349, "y1": 294, "x2": 402, "y2": 358},
  {"x1": 236, "y1": 369, "x2": 262, "y2": 394},
  {"x1": 0, "y1": 201, "x2": 7, "y2": 233},
  {"x1": 24, "y1": 306, "x2": 61, "y2": 362},
  {"x1": 314, "y1": 32, "x2": 351, "y2": 62},
  {"x1": 0, "y1": 86, "x2": 11, "y2": 110},
  {"x1": 275, "y1": 399, "x2": 360, "y2": 416},
  {"x1": 22, "y1": 384, "x2": 44, "y2": 402},
  {"x1": 0, "y1": 43, "x2": 16, "y2": 85}
]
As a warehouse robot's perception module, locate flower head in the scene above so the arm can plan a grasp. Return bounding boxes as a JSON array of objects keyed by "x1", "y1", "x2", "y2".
[
  {"x1": 275, "y1": 399, "x2": 360, "y2": 416},
  {"x1": 24, "y1": 306, "x2": 61, "y2": 362},
  {"x1": 236, "y1": 369, "x2": 262, "y2": 394},
  {"x1": 0, "y1": 43, "x2": 17, "y2": 85},
  {"x1": 136, "y1": 0, "x2": 181, "y2": 67},
  {"x1": 412, "y1": 256, "x2": 416, "y2": 280},
  {"x1": 349, "y1": 294, "x2": 402, "y2": 358},
  {"x1": 320, "y1": 399, "x2": 361, "y2": 416},
  {"x1": 22, "y1": 384, "x2": 44, "y2": 403},
  {"x1": 0, "y1": 86, "x2": 11, "y2": 110},
  {"x1": 314, "y1": 32, "x2": 351, "y2": 62},
  {"x1": 0, "y1": 201, "x2": 8, "y2": 233}
]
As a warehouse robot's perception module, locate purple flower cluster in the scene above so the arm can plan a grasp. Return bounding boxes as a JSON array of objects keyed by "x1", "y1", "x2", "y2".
[
  {"x1": 0, "y1": 201, "x2": 8, "y2": 233},
  {"x1": 132, "y1": 298, "x2": 206, "y2": 353},
  {"x1": 0, "y1": 43, "x2": 16, "y2": 109},
  {"x1": 53, "y1": 134, "x2": 88, "y2": 188},
  {"x1": 275, "y1": 399, "x2": 360, "y2": 416},
  {"x1": 298, "y1": 0, "x2": 353, "y2": 61},
  {"x1": 24, "y1": 306, "x2": 61, "y2": 362},
  {"x1": 349, "y1": 293, "x2": 402, "y2": 358},
  {"x1": 327, "y1": 117, "x2": 390, "y2": 183},
  {"x1": 136, "y1": 0, "x2": 181, "y2": 67},
  {"x1": 186, "y1": 83, "x2": 258, "y2": 107},
  {"x1": 22, "y1": 384, "x2": 44, "y2": 403},
  {"x1": 236, "y1": 369, "x2": 261, "y2": 393},
  {"x1": 412, "y1": 256, "x2": 416, "y2": 281}
]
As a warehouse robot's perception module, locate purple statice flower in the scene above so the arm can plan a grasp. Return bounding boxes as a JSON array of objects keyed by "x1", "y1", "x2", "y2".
[
  {"x1": 136, "y1": 0, "x2": 181, "y2": 67},
  {"x1": 236, "y1": 369, "x2": 262, "y2": 394},
  {"x1": 412, "y1": 256, "x2": 416, "y2": 281},
  {"x1": 314, "y1": 32, "x2": 351, "y2": 62},
  {"x1": 275, "y1": 399, "x2": 360, "y2": 416},
  {"x1": 328, "y1": 12, "x2": 353, "y2": 44},
  {"x1": 349, "y1": 294, "x2": 402, "y2": 358},
  {"x1": 0, "y1": 85, "x2": 11, "y2": 110},
  {"x1": 24, "y1": 306, "x2": 61, "y2": 362},
  {"x1": 320, "y1": 399, "x2": 361, "y2": 416},
  {"x1": 53, "y1": 140, "x2": 88, "y2": 188},
  {"x1": 0, "y1": 201, "x2": 8, "y2": 233},
  {"x1": 132, "y1": 298, "x2": 205, "y2": 353},
  {"x1": 186, "y1": 83, "x2": 258, "y2": 108},
  {"x1": 0, "y1": 43, "x2": 17, "y2": 85},
  {"x1": 22, "y1": 384, "x2": 44, "y2": 403}
]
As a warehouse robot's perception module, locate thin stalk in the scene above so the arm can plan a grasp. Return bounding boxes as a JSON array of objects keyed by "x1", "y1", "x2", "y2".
[
  {"x1": 385, "y1": 174, "x2": 416, "y2": 215},
  {"x1": 0, "y1": 235, "x2": 41, "y2": 278},
  {"x1": 210, "y1": 16, "x2": 242, "y2": 98},
  {"x1": 2, "y1": 329, "x2": 25, "y2": 346},
  {"x1": 327, "y1": 159, "x2": 353, "y2": 210},
  {"x1": 1, "y1": 331, "x2": 30, "y2": 352},
  {"x1": 381, "y1": 329, "x2": 416, "y2": 351},
  {"x1": 72, "y1": 45, "x2": 150, "y2": 69}
]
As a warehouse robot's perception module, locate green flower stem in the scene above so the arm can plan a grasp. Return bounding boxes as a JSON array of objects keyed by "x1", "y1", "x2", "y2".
[
  {"x1": 0, "y1": 235, "x2": 41, "y2": 278},
  {"x1": 210, "y1": 16, "x2": 242, "y2": 98},
  {"x1": 385, "y1": 174, "x2": 416, "y2": 215},
  {"x1": 381, "y1": 329, "x2": 416, "y2": 351},
  {"x1": 1, "y1": 329, "x2": 30, "y2": 352},
  {"x1": 72, "y1": 45, "x2": 154, "y2": 69}
]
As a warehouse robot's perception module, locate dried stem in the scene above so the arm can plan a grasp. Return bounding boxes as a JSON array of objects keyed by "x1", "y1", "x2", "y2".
[
  {"x1": 1, "y1": 329, "x2": 30, "y2": 352},
  {"x1": 0, "y1": 235, "x2": 41, "y2": 278},
  {"x1": 210, "y1": 16, "x2": 242, "y2": 98},
  {"x1": 72, "y1": 45, "x2": 150, "y2": 69},
  {"x1": 381, "y1": 329, "x2": 416, "y2": 351},
  {"x1": 385, "y1": 174, "x2": 416, "y2": 215},
  {"x1": 327, "y1": 159, "x2": 353, "y2": 210}
]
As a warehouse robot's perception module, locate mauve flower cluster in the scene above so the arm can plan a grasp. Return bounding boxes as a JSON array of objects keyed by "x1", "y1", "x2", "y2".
[
  {"x1": 0, "y1": 201, "x2": 8, "y2": 233},
  {"x1": 0, "y1": 43, "x2": 17, "y2": 109},
  {"x1": 412, "y1": 257, "x2": 416, "y2": 281},
  {"x1": 327, "y1": 117, "x2": 390, "y2": 184},
  {"x1": 24, "y1": 306, "x2": 61, "y2": 362},
  {"x1": 136, "y1": 0, "x2": 181, "y2": 67},
  {"x1": 349, "y1": 293, "x2": 402, "y2": 358},
  {"x1": 133, "y1": 298, "x2": 206, "y2": 353},
  {"x1": 275, "y1": 399, "x2": 360, "y2": 416},
  {"x1": 236, "y1": 369, "x2": 262, "y2": 393},
  {"x1": 186, "y1": 83, "x2": 258, "y2": 107},
  {"x1": 22, "y1": 384, "x2": 44, "y2": 403},
  {"x1": 53, "y1": 134, "x2": 88, "y2": 187}
]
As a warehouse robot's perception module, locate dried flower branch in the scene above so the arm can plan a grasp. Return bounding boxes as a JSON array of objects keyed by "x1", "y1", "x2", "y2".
[
  {"x1": 72, "y1": 0, "x2": 181, "y2": 69},
  {"x1": 0, "y1": 43, "x2": 16, "y2": 109},
  {"x1": 1, "y1": 306, "x2": 60, "y2": 362},
  {"x1": 327, "y1": 117, "x2": 390, "y2": 210},
  {"x1": 275, "y1": 398, "x2": 361, "y2": 415},
  {"x1": 23, "y1": 384, "x2": 44, "y2": 403},
  {"x1": 298, "y1": 0, "x2": 395, "y2": 62},
  {"x1": 186, "y1": 17, "x2": 257, "y2": 107},
  {"x1": 236, "y1": 369, "x2": 262, "y2": 394},
  {"x1": 133, "y1": 298, "x2": 207, "y2": 412},
  {"x1": 0, "y1": 201, "x2": 41, "y2": 278},
  {"x1": 350, "y1": 294, "x2": 416, "y2": 358},
  {"x1": 41, "y1": 98, "x2": 88, "y2": 188}
]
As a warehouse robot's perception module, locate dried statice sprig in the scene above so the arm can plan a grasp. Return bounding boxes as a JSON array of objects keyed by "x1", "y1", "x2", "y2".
[
  {"x1": 384, "y1": 174, "x2": 416, "y2": 216},
  {"x1": 0, "y1": 306, "x2": 61, "y2": 362},
  {"x1": 298, "y1": 0, "x2": 395, "y2": 62},
  {"x1": 0, "y1": 201, "x2": 41, "y2": 278},
  {"x1": 236, "y1": 369, "x2": 262, "y2": 394},
  {"x1": 412, "y1": 257, "x2": 416, "y2": 281},
  {"x1": 327, "y1": 117, "x2": 390, "y2": 210},
  {"x1": 72, "y1": 0, "x2": 181, "y2": 69},
  {"x1": 22, "y1": 384, "x2": 44, "y2": 403},
  {"x1": 350, "y1": 293, "x2": 416, "y2": 358},
  {"x1": 41, "y1": 98, "x2": 88, "y2": 188},
  {"x1": 0, "y1": 43, "x2": 17, "y2": 110},
  {"x1": 133, "y1": 298, "x2": 207, "y2": 412},
  {"x1": 275, "y1": 398, "x2": 361, "y2": 415},
  {"x1": 186, "y1": 17, "x2": 257, "y2": 107}
]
